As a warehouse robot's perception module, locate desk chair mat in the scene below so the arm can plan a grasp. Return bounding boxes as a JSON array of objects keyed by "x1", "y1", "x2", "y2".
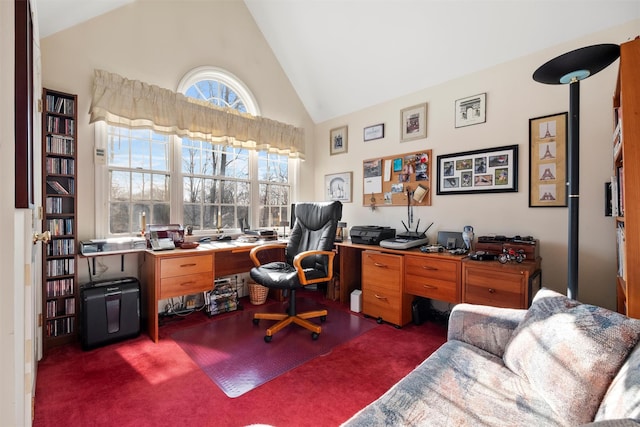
[{"x1": 171, "y1": 298, "x2": 378, "y2": 398}]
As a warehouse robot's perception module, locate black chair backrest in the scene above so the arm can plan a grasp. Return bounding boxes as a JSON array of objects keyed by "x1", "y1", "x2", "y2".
[{"x1": 286, "y1": 201, "x2": 342, "y2": 272}]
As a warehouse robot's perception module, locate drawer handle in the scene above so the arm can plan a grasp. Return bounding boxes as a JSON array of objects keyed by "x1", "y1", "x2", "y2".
[
  {"x1": 374, "y1": 294, "x2": 388, "y2": 300},
  {"x1": 180, "y1": 281, "x2": 196, "y2": 287},
  {"x1": 423, "y1": 285, "x2": 437, "y2": 290},
  {"x1": 488, "y1": 288, "x2": 496, "y2": 294},
  {"x1": 373, "y1": 262, "x2": 388, "y2": 268},
  {"x1": 180, "y1": 263, "x2": 197, "y2": 268},
  {"x1": 422, "y1": 266, "x2": 438, "y2": 271}
]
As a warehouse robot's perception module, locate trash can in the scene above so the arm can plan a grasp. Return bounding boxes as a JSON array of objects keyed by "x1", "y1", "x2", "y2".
[{"x1": 350, "y1": 289, "x2": 362, "y2": 313}]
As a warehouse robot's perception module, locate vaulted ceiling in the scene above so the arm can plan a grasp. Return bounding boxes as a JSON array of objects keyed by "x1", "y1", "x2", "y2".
[{"x1": 35, "y1": 0, "x2": 640, "y2": 123}]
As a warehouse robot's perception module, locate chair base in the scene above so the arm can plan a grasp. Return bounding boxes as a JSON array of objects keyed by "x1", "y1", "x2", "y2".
[{"x1": 254, "y1": 309, "x2": 328, "y2": 338}]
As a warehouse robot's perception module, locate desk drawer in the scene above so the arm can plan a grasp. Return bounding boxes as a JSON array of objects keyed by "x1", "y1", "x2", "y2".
[
  {"x1": 362, "y1": 251, "x2": 402, "y2": 290},
  {"x1": 160, "y1": 271, "x2": 213, "y2": 299},
  {"x1": 160, "y1": 254, "x2": 212, "y2": 279},
  {"x1": 463, "y1": 267, "x2": 525, "y2": 308},
  {"x1": 404, "y1": 255, "x2": 460, "y2": 303}
]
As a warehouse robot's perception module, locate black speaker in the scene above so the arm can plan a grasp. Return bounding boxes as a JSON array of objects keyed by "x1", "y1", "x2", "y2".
[
  {"x1": 80, "y1": 277, "x2": 140, "y2": 350},
  {"x1": 412, "y1": 297, "x2": 431, "y2": 325}
]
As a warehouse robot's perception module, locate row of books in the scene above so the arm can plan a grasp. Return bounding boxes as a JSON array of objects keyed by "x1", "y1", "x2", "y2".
[
  {"x1": 47, "y1": 238, "x2": 76, "y2": 256},
  {"x1": 45, "y1": 317, "x2": 74, "y2": 338},
  {"x1": 45, "y1": 278, "x2": 74, "y2": 298},
  {"x1": 47, "y1": 179, "x2": 74, "y2": 195},
  {"x1": 46, "y1": 134, "x2": 75, "y2": 155},
  {"x1": 46, "y1": 116, "x2": 75, "y2": 136},
  {"x1": 611, "y1": 167, "x2": 625, "y2": 218},
  {"x1": 45, "y1": 196, "x2": 74, "y2": 214},
  {"x1": 47, "y1": 218, "x2": 74, "y2": 236},
  {"x1": 46, "y1": 258, "x2": 75, "y2": 277},
  {"x1": 46, "y1": 94, "x2": 75, "y2": 116},
  {"x1": 46, "y1": 157, "x2": 75, "y2": 175},
  {"x1": 45, "y1": 297, "x2": 76, "y2": 318}
]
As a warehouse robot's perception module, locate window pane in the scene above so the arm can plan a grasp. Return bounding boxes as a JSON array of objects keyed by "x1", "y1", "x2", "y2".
[
  {"x1": 110, "y1": 171, "x2": 130, "y2": 201},
  {"x1": 184, "y1": 176, "x2": 202, "y2": 203},
  {"x1": 203, "y1": 178, "x2": 218, "y2": 203},
  {"x1": 108, "y1": 135, "x2": 130, "y2": 167},
  {"x1": 110, "y1": 202, "x2": 130, "y2": 234},
  {"x1": 184, "y1": 204, "x2": 201, "y2": 230},
  {"x1": 151, "y1": 140, "x2": 170, "y2": 171},
  {"x1": 236, "y1": 182, "x2": 250, "y2": 205},
  {"x1": 152, "y1": 203, "x2": 170, "y2": 225},
  {"x1": 221, "y1": 180, "x2": 235, "y2": 204},
  {"x1": 131, "y1": 172, "x2": 150, "y2": 201},
  {"x1": 151, "y1": 174, "x2": 170, "y2": 202}
]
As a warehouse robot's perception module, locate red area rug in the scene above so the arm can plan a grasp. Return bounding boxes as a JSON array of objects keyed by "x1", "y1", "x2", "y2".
[{"x1": 171, "y1": 298, "x2": 378, "y2": 397}]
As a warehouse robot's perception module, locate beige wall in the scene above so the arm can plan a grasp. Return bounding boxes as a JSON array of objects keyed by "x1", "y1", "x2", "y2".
[
  {"x1": 315, "y1": 20, "x2": 640, "y2": 310},
  {"x1": 41, "y1": 0, "x2": 637, "y2": 309}
]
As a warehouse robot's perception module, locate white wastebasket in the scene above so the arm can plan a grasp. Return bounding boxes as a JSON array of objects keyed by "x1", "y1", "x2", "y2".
[{"x1": 350, "y1": 289, "x2": 362, "y2": 313}]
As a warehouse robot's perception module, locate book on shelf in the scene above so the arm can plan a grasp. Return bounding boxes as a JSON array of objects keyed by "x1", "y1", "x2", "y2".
[{"x1": 47, "y1": 180, "x2": 69, "y2": 195}]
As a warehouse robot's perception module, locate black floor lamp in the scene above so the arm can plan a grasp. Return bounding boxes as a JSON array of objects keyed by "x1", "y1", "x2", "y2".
[{"x1": 533, "y1": 44, "x2": 620, "y2": 300}]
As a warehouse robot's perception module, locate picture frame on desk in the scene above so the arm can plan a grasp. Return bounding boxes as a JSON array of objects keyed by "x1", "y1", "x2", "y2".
[{"x1": 528, "y1": 112, "x2": 568, "y2": 207}]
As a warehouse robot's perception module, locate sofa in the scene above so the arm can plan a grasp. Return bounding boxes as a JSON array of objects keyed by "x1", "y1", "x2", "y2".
[{"x1": 343, "y1": 288, "x2": 640, "y2": 427}]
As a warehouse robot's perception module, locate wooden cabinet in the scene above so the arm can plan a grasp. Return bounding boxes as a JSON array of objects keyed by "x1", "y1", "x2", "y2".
[
  {"x1": 404, "y1": 254, "x2": 460, "y2": 303},
  {"x1": 613, "y1": 38, "x2": 640, "y2": 318},
  {"x1": 462, "y1": 259, "x2": 541, "y2": 309},
  {"x1": 41, "y1": 88, "x2": 78, "y2": 353},
  {"x1": 361, "y1": 250, "x2": 411, "y2": 327},
  {"x1": 143, "y1": 250, "x2": 214, "y2": 342}
]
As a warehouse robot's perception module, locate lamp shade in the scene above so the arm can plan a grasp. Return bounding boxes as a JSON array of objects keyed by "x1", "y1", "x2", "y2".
[{"x1": 533, "y1": 44, "x2": 620, "y2": 85}]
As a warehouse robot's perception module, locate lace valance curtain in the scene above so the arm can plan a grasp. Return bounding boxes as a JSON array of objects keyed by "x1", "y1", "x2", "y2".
[{"x1": 89, "y1": 69, "x2": 305, "y2": 158}]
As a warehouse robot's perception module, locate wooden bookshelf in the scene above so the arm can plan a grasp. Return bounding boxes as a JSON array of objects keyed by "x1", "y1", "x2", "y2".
[
  {"x1": 613, "y1": 38, "x2": 640, "y2": 318},
  {"x1": 42, "y1": 88, "x2": 79, "y2": 352}
]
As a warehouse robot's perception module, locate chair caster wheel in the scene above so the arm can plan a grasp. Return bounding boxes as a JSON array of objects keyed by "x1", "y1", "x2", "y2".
[
  {"x1": 264, "y1": 335, "x2": 272, "y2": 343},
  {"x1": 311, "y1": 332, "x2": 319, "y2": 340},
  {"x1": 376, "y1": 317, "x2": 383, "y2": 324},
  {"x1": 253, "y1": 318, "x2": 259, "y2": 325},
  {"x1": 320, "y1": 315, "x2": 327, "y2": 322}
]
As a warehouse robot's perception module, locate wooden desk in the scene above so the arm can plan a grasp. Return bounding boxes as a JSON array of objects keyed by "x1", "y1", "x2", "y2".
[
  {"x1": 335, "y1": 240, "x2": 541, "y2": 327},
  {"x1": 140, "y1": 242, "x2": 283, "y2": 342}
]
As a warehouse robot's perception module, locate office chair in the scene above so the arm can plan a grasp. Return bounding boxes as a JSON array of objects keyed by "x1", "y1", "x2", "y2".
[{"x1": 249, "y1": 201, "x2": 342, "y2": 342}]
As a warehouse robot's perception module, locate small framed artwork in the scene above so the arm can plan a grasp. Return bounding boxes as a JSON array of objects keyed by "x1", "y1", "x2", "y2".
[
  {"x1": 437, "y1": 144, "x2": 518, "y2": 195},
  {"x1": 364, "y1": 123, "x2": 384, "y2": 141},
  {"x1": 325, "y1": 172, "x2": 352, "y2": 202},
  {"x1": 330, "y1": 126, "x2": 348, "y2": 155},
  {"x1": 529, "y1": 112, "x2": 568, "y2": 207},
  {"x1": 400, "y1": 103, "x2": 427, "y2": 142},
  {"x1": 455, "y1": 93, "x2": 486, "y2": 128}
]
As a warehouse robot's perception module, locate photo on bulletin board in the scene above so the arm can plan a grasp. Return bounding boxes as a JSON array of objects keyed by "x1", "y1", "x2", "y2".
[{"x1": 437, "y1": 145, "x2": 518, "y2": 195}]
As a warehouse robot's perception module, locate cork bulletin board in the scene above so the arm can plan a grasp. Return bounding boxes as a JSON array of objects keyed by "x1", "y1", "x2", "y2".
[{"x1": 362, "y1": 150, "x2": 432, "y2": 208}]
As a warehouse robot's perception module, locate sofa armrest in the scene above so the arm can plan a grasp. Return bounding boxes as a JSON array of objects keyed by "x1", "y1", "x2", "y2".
[{"x1": 447, "y1": 303, "x2": 527, "y2": 358}]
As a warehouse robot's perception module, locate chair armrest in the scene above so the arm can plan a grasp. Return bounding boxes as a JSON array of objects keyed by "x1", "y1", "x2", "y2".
[
  {"x1": 447, "y1": 303, "x2": 527, "y2": 358},
  {"x1": 292, "y1": 250, "x2": 336, "y2": 286},
  {"x1": 249, "y1": 243, "x2": 287, "y2": 267}
]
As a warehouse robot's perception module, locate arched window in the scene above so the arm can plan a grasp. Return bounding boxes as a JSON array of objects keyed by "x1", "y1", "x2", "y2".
[{"x1": 96, "y1": 67, "x2": 292, "y2": 236}]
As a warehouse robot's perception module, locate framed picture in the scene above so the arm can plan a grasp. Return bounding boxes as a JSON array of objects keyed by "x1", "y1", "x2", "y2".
[
  {"x1": 364, "y1": 123, "x2": 384, "y2": 141},
  {"x1": 455, "y1": 93, "x2": 486, "y2": 128},
  {"x1": 325, "y1": 172, "x2": 352, "y2": 202},
  {"x1": 436, "y1": 145, "x2": 518, "y2": 195},
  {"x1": 330, "y1": 125, "x2": 348, "y2": 155},
  {"x1": 400, "y1": 103, "x2": 427, "y2": 142},
  {"x1": 529, "y1": 112, "x2": 568, "y2": 207}
]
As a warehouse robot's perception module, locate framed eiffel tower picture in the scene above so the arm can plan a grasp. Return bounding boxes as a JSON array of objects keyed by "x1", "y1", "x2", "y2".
[{"x1": 529, "y1": 112, "x2": 568, "y2": 207}]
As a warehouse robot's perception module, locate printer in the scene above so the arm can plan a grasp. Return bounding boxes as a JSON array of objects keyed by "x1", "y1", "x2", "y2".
[{"x1": 350, "y1": 226, "x2": 396, "y2": 245}]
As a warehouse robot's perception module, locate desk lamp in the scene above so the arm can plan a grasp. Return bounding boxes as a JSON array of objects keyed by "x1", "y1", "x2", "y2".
[{"x1": 533, "y1": 43, "x2": 619, "y2": 299}]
